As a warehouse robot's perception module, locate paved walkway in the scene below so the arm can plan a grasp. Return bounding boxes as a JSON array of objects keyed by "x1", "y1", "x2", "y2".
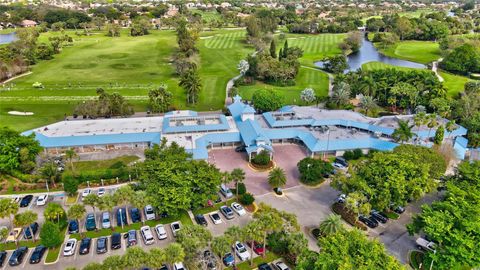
[
  {"x1": 431, "y1": 58, "x2": 444, "y2": 82},
  {"x1": 300, "y1": 65, "x2": 334, "y2": 96}
]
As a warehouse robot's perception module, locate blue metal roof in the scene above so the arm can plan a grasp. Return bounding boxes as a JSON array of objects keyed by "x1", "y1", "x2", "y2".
[
  {"x1": 162, "y1": 114, "x2": 230, "y2": 134},
  {"x1": 190, "y1": 132, "x2": 241, "y2": 159},
  {"x1": 236, "y1": 119, "x2": 271, "y2": 147},
  {"x1": 29, "y1": 132, "x2": 161, "y2": 148}
]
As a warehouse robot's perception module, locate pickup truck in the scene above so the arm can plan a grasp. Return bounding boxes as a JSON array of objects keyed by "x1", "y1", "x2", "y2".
[{"x1": 416, "y1": 237, "x2": 436, "y2": 252}]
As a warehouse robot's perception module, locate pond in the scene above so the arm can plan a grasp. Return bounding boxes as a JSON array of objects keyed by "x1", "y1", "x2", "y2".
[
  {"x1": 0, "y1": 32, "x2": 17, "y2": 45},
  {"x1": 314, "y1": 36, "x2": 426, "y2": 73}
]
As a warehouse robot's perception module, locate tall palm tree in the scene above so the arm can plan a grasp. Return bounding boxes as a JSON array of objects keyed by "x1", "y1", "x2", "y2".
[
  {"x1": 113, "y1": 185, "x2": 134, "y2": 229},
  {"x1": 243, "y1": 221, "x2": 264, "y2": 266},
  {"x1": 445, "y1": 120, "x2": 458, "y2": 142},
  {"x1": 230, "y1": 168, "x2": 245, "y2": 198},
  {"x1": 98, "y1": 194, "x2": 116, "y2": 229},
  {"x1": 413, "y1": 112, "x2": 427, "y2": 144},
  {"x1": 83, "y1": 193, "x2": 100, "y2": 217},
  {"x1": 179, "y1": 68, "x2": 202, "y2": 104},
  {"x1": 14, "y1": 211, "x2": 38, "y2": 243},
  {"x1": 67, "y1": 204, "x2": 86, "y2": 234},
  {"x1": 211, "y1": 236, "x2": 231, "y2": 270},
  {"x1": 44, "y1": 202, "x2": 65, "y2": 224},
  {"x1": 359, "y1": 95, "x2": 378, "y2": 116},
  {"x1": 268, "y1": 167, "x2": 287, "y2": 191},
  {"x1": 331, "y1": 82, "x2": 351, "y2": 107},
  {"x1": 318, "y1": 214, "x2": 343, "y2": 236},
  {"x1": 427, "y1": 114, "x2": 439, "y2": 140},
  {"x1": 40, "y1": 161, "x2": 59, "y2": 187},
  {"x1": 392, "y1": 120, "x2": 414, "y2": 143},
  {"x1": 64, "y1": 148, "x2": 78, "y2": 173},
  {"x1": 225, "y1": 226, "x2": 245, "y2": 265},
  {"x1": 0, "y1": 198, "x2": 19, "y2": 229},
  {"x1": 131, "y1": 191, "x2": 150, "y2": 224}
]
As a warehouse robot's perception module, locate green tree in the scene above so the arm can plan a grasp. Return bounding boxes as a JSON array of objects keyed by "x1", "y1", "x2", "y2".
[
  {"x1": 0, "y1": 227, "x2": 8, "y2": 242},
  {"x1": 252, "y1": 89, "x2": 284, "y2": 112},
  {"x1": 331, "y1": 82, "x2": 351, "y2": 107},
  {"x1": 0, "y1": 198, "x2": 19, "y2": 229},
  {"x1": 44, "y1": 202, "x2": 65, "y2": 224},
  {"x1": 147, "y1": 248, "x2": 166, "y2": 268},
  {"x1": 113, "y1": 185, "x2": 134, "y2": 229},
  {"x1": 63, "y1": 177, "x2": 79, "y2": 196},
  {"x1": 40, "y1": 221, "x2": 62, "y2": 248},
  {"x1": 64, "y1": 148, "x2": 78, "y2": 173},
  {"x1": 98, "y1": 194, "x2": 115, "y2": 228},
  {"x1": 440, "y1": 43, "x2": 480, "y2": 75},
  {"x1": 414, "y1": 112, "x2": 427, "y2": 144},
  {"x1": 427, "y1": 114, "x2": 439, "y2": 139},
  {"x1": 392, "y1": 120, "x2": 414, "y2": 143},
  {"x1": 40, "y1": 161, "x2": 60, "y2": 188},
  {"x1": 176, "y1": 224, "x2": 212, "y2": 264},
  {"x1": 130, "y1": 190, "x2": 150, "y2": 224},
  {"x1": 359, "y1": 95, "x2": 378, "y2": 116},
  {"x1": 211, "y1": 236, "x2": 231, "y2": 269},
  {"x1": 322, "y1": 55, "x2": 347, "y2": 74},
  {"x1": 14, "y1": 211, "x2": 38, "y2": 243},
  {"x1": 297, "y1": 157, "x2": 333, "y2": 185},
  {"x1": 179, "y1": 67, "x2": 202, "y2": 104},
  {"x1": 268, "y1": 167, "x2": 287, "y2": 191},
  {"x1": 318, "y1": 214, "x2": 343, "y2": 236},
  {"x1": 230, "y1": 168, "x2": 245, "y2": 198},
  {"x1": 83, "y1": 193, "x2": 100, "y2": 217},
  {"x1": 123, "y1": 246, "x2": 149, "y2": 269},
  {"x1": 67, "y1": 204, "x2": 86, "y2": 233},
  {"x1": 148, "y1": 86, "x2": 172, "y2": 113},
  {"x1": 269, "y1": 40, "x2": 276, "y2": 58},
  {"x1": 243, "y1": 221, "x2": 264, "y2": 266},
  {"x1": 164, "y1": 243, "x2": 185, "y2": 266},
  {"x1": 102, "y1": 255, "x2": 125, "y2": 270},
  {"x1": 434, "y1": 125, "x2": 445, "y2": 145}
]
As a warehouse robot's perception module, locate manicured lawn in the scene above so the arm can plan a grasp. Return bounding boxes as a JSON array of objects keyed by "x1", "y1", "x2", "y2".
[
  {"x1": 65, "y1": 156, "x2": 139, "y2": 173},
  {"x1": 377, "y1": 40, "x2": 441, "y2": 64},
  {"x1": 361, "y1": 61, "x2": 415, "y2": 72},
  {"x1": 398, "y1": 9, "x2": 434, "y2": 18},
  {"x1": 192, "y1": 198, "x2": 236, "y2": 216},
  {"x1": 227, "y1": 252, "x2": 280, "y2": 270},
  {"x1": 439, "y1": 71, "x2": 470, "y2": 98},
  {"x1": 45, "y1": 246, "x2": 61, "y2": 263},
  {"x1": 69, "y1": 210, "x2": 192, "y2": 240},
  {"x1": 237, "y1": 67, "x2": 329, "y2": 103},
  {"x1": 0, "y1": 240, "x2": 39, "y2": 251},
  {"x1": 191, "y1": 9, "x2": 222, "y2": 23}
]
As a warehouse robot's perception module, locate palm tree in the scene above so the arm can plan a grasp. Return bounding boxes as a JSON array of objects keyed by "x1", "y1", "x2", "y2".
[
  {"x1": 392, "y1": 120, "x2": 414, "y2": 143},
  {"x1": 268, "y1": 167, "x2": 287, "y2": 191},
  {"x1": 359, "y1": 95, "x2": 378, "y2": 116},
  {"x1": 64, "y1": 148, "x2": 78, "y2": 173},
  {"x1": 44, "y1": 202, "x2": 65, "y2": 224},
  {"x1": 102, "y1": 255, "x2": 126, "y2": 270},
  {"x1": 131, "y1": 191, "x2": 150, "y2": 224},
  {"x1": 318, "y1": 214, "x2": 343, "y2": 236},
  {"x1": 123, "y1": 246, "x2": 149, "y2": 269},
  {"x1": 225, "y1": 226, "x2": 245, "y2": 265},
  {"x1": 0, "y1": 198, "x2": 19, "y2": 229},
  {"x1": 331, "y1": 82, "x2": 351, "y2": 107},
  {"x1": 230, "y1": 168, "x2": 245, "y2": 198},
  {"x1": 67, "y1": 204, "x2": 86, "y2": 233},
  {"x1": 40, "y1": 161, "x2": 59, "y2": 187},
  {"x1": 427, "y1": 114, "x2": 439, "y2": 140},
  {"x1": 243, "y1": 221, "x2": 264, "y2": 266},
  {"x1": 14, "y1": 211, "x2": 38, "y2": 244},
  {"x1": 113, "y1": 185, "x2": 134, "y2": 229},
  {"x1": 98, "y1": 194, "x2": 116, "y2": 229},
  {"x1": 83, "y1": 193, "x2": 100, "y2": 217},
  {"x1": 211, "y1": 236, "x2": 231, "y2": 270},
  {"x1": 179, "y1": 68, "x2": 202, "y2": 104},
  {"x1": 445, "y1": 120, "x2": 458, "y2": 142},
  {"x1": 147, "y1": 247, "x2": 166, "y2": 268},
  {"x1": 413, "y1": 112, "x2": 427, "y2": 144},
  {"x1": 164, "y1": 243, "x2": 185, "y2": 266},
  {"x1": 0, "y1": 227, "x2": 8, "y2": 242}
]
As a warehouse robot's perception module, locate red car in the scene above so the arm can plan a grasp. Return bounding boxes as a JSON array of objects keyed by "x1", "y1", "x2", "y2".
[{"x1": 247, "y1": 241, "x2": 265, "y2": 255}]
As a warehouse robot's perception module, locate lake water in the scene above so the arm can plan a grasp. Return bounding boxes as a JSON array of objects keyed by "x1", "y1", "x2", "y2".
[
  {"x1": 314, "y1": 36, "x2": 426, "y2": 73},
  {"x1": 0, "y1": 32, "x2": 17, "y2": 45}
]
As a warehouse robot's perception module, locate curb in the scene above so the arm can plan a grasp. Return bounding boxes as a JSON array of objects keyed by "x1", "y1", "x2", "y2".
[
  {"x1": 247, "y1": 161, "x2": 276, "y2": 172},
  {"x1": 43, "y1": 248, "x2": 61, "y2": 265}
]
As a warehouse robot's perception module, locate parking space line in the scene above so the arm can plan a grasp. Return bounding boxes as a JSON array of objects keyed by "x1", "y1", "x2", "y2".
[{"x1": 21, "y1": 248, "x2": 33, "y2": 268}]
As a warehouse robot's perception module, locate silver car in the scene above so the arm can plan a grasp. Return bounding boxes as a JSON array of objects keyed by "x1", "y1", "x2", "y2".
[{"x1": 101, "y1": 212, "x2": 111, "y2": 229}]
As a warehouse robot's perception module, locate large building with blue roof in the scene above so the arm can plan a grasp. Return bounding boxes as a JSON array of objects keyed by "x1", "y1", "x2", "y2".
[{"x1": 23, "y1": 95, "x2": 469, "y2": 160}]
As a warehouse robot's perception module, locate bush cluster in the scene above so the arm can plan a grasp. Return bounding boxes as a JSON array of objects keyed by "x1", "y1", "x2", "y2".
[
  {"x1": 331, "y1": 202, "x2": 367, "y2": 231},
  {"x1": 251, "y1": 150, "x2": 271, "y2": 166},
  {"x1": 239, "y1": 193, "x2": 255, "y2": 205}
]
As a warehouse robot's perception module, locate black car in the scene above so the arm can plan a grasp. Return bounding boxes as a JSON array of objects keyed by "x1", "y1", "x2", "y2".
[
  {"x1": 85, "y1": 214, "x2": 96, "y2": 231},
  {"x1": 158, "y1": 264, "x2": 168, "y2": 270},
  {"x1": 235, "y1": 145, "x2": 246, "y2": 152},
  {"x1": 96, "y1": 237, "x2": 108, "y2": 254},
  {"x1": 116, "y1": 208, "x2": 128, "y2": 227},
  {"x1": 29, "y1": 245, "x2": 46, "y2": 264},
  {"x1": 130, "y1": 208, "x2": 141, "y2": 223},
  {"x1": 111, "y1": 233, "x2": 121, "y2": 250},
  {"x1": 359, "y1": 215, "x2": 378, "y2": 228},
  {"x1": 125, "y1": 230, "x2": 137, "y2": 247},
  {"x1": 195, "y1": 214, "x2": 207, "y2": 226},
  {"x1": 24, "y1": 222, "x2": 39, "y2": 239},
  {"x1": 370, "y1": 211, "x2": 388, "y2": 224},
  {"x1": 258, "y1": 263, "x2": 273, "y2": 270},
  {"x1": 79, "y1": 238, "x2": 92, "y2": 255},
  {"x1": 19, "y1": 195, "x2": 33, "y2": 207},
  {"x1": 0, "y1": 251, "x2": 7, "y2": 267},
  {"x1": 68, "y1": 220, "x2": 79, "y2": 234},
  {"x1": 8, "y1": 246, "x2": 28, "y2": 266}
]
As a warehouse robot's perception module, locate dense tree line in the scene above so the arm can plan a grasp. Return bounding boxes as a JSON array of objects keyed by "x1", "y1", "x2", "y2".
[
  {"x1": 245, "y1": 9, "x2": 278, "y2": 49},
  {"x1": 451, "y1": 81, "x2": 480, "y2": 147},
  {"x1": 73, "y1": 88, "x2": 134, "y2": 118},
  {"x1": 288, "y1": 16, "x2": 363, "y2": 34},
  {"x1": 0, "y1": 127, "x2": 42, "y2": 176},
  {"x1": 439, "y1": 42, "x2": 480, "y2": 75}
]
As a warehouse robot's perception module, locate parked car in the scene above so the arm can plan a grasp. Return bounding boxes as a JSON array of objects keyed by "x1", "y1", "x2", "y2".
[
  {"x1": 234, "y1": 241, "x2": 251, "y2": 261},
  {"x1": 222, "y1": 252, "x2": 234, "y2": 266},
  {"x1": 130, "y1": 208, "x2": 141, "y2": 223},
  {"x1": 36, "y1": 194, "x2": 48, "y2": 206},
  {"x1": 336, "y1": 194, "x2": 347, "y2": 204},
  {"x1": 274, "y1": 261, "x2": 290, "y2": 270},
  {"x1": 144, "y1": 205, "x2": 156, "y2": 221},
  {"x1": 97, "y1": 188, "x2": 105, "y2": 197},
  {"x1": 81, "y1": 189, "x2": 91, "y2": 198},
  {"x1": 79, "y1": 238, "x2": 91, "y2": 255},
  {"x1": 68, "y1": 220, "x2": 79, "y2": 234},
  {"x1": 371, "y1": 210, "x2": 388, "y2": 224},
  {"x1": 209, "y1": 212, "x2": 222, "y2": 225},
  {"x1": 220, "y1": 206, "x2": 235, "y2": 220},
  {"x1": 334, "y1": 157, "x2": 348, "y2": 167},
  {"x1": 393, "y1": 205, "x2": 405, "y2": 214},
  {"x1": 416, "y1": 237, "x2": 436, "y2": 252},
  {"x1": 171, "y1": 222, "x2": 181, "y2": 237},
  {"x1": 332, "y1": 162, "x2": 346, "y2": 169},
  {"x1": 174, "y1": 262, "x2": 186, "y2": 270},
  {"x1": 220, "y1": 184, "x2": 233, "y2": 198},
  {"x1": 63, "y1": 239, "x2": 77, "y2": 257},
  {"x1": 111, "y1": 233, "x2": 121, "y2": 250},
  {"x1": 101, "y1": 212, "x2": 111, "y2": 229},
  {"x1": 96, "y1": 237, "x2": 108, "y2": 254},
  {"x1": 203, "y1": 250, "x2": 217, "y2": 270},
  {"x1": 235, "y1": 145, "x2": 245, "y2": 152},
  {"x1": 126, "y1": 230, "x2": 137, "y2": 247},
  {"x1": 155, "y1": 224, "x2": 168, "y2": 240},
  {"x1": 195, "y1": 214, "x2": 208, "y2": 226},
  {"x1": 85, "y1": 213, "x2": 96, "y2": 231},
  {"x1": 29, "y1": 245, "x2": 46, "y2": 264},
  {"x1": 0, "y1": 251, "x2": 6, "y2": 267},
  {"x1": 159, "y1": 264, "x2": 168, "y2": 270},
  {"x1": 258, "y1": 263, "x2": 273, "y2": 270},
  {"x1": 6, "y1": 228, "x2": 22, "y2": 243},
  {"x1": 19, "y1": 195, "x2": 33, "y2": 207},
  {"x1": 116, "y1": 208, "x2": 128, "y2": 227},
  {"x1": 8, "y1": 247, "x2": 28, "y2": 266},
  {"x1": 140, "y1": 226, "x2": 155, "y2": 245},
  {"x1": 23, "y1": 222, "x2": 39, "y2": 239},
  {"x1": 247, "y1": 241, "x2": 265, "y2": 255},
  {"x1": 231, "y1": 202, "x2": 246, "y2": 216},
  {"x1": 359, "y1": 215, "x2": 378, "y2": 228}
]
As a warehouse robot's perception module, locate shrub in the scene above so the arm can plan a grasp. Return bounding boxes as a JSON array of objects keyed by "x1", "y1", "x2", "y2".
[
  {"x1": 331, "y1": 202, "x2": 367, "y2": 231},
  {"x1": 297, "y1": 157, "x2": 333, "y2": 185},
  {"x1": 237, "y1": 183, "x2": 247, "y2": 195},
  {"x1": 344, "y1": 149, "x2": 364, "y2": 160},
  {"x1": 63, "y1": 176, "x2": 78, "y2": 196},
  {"x1": 40, "y1": 221, "x2": 63, "y2": 248},
  {"x1": 240, "y1": 193, "x2": 255, "y2": 205},
  {"x1": 251, "y1": 150, "x2": 270, "y2": 166}
]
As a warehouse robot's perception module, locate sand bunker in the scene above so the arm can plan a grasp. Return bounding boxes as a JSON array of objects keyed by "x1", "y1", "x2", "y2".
[{"x1": 8, "y1": 111, "x2": 34, "y2": 116}]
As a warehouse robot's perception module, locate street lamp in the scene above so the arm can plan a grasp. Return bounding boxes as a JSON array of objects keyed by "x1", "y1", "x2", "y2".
[{"x1": 429, "y1": 250, "x2": 436, "y2": 270}]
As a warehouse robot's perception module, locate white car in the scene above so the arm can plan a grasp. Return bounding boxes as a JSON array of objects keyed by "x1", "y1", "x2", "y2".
[
  {"x1": 97, "y1": 188, "x2": 105, "y2": 197},
  {"x1": 333, "y1": 162, "x2": 346, "y2": 169},
  {"x1": 274, "y1": 261, "x2": 290, "y2": 270},
  {"x1": 101, "y1": 212, "x2": 111, "y2": 229},
  {"x1": 231, "y1": 202, "x2": 246, "y2": 216},
  {"x1": 209, "y1": 212, "x2": 222, "y2": 225},
  {"x1": 82, "y1": 189, "x2": 91, "y2": 198},
  {"x1": 63, "y1": 239, "x2": 77, "y2": 257},
  {"x1": 234, "y1": 241, "x2": 251, "y2": 261},
  {"x1": 144, "y1": 205, "x2": 156, "y2": 221},
  {"x1": 171, "y1": 221, "x2": 181, "y2": 237},
  {"x1": 174, "y1": 262, "x2": 186, "y2": 270},
  {"x1": 140, "y1": 226, "x2": 155, "y2": 245},
  {"x1": 36, "y1": 194, "x2": 48, "y2": 206},
  {"x1": 155, "y1": 224, "x2": 168, "y2": 240}
]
